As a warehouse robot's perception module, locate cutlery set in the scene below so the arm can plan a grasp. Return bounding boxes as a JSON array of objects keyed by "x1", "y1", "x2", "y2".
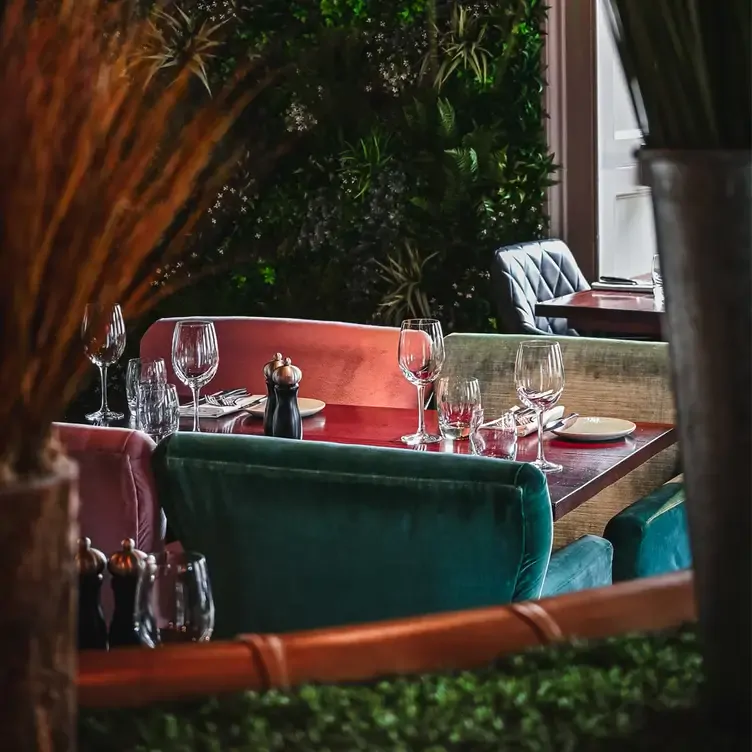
[{"x1": 200, "y1": 388, "x2": 266, "y2": 409}]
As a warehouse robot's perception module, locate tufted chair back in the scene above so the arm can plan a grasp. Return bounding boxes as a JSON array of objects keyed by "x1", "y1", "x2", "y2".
[{"x1": 491, "y1": 240, "x2": 590, "y2": 335}]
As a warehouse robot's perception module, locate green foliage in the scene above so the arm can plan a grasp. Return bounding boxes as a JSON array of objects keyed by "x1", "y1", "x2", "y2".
[
  {"x1": 79, "y1": 627, "x2": 714, "y2": 751},
  {"x1": 135, "y1": 0, "x2": 556, "y2": 335}
]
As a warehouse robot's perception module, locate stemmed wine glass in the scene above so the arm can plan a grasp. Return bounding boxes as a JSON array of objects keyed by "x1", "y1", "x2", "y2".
[
  {"x1": 172, "y1": 320, "x2": 219, "y2": 432},
  {"x1": 514, "y1": 340, "x2": 565, "y2": 473},
  {"x1": 81, "y1": 304, "x2": 127, "y2": 422},
  {"x1": 134, "y1": 551, "x2": 215, "y2": 647},
  {"x1": 398, "y1": 318, "x2": 445, "y2": 445}
]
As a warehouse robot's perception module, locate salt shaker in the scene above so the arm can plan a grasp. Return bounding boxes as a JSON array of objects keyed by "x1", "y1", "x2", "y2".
[
  {"x1": 107, "y1": 538, "x2": 147, "y2": 648},
  {"x1": 272, "y1": 358, "x2": 303, "y2": 439},
  {"x1": 263, "y1": 352, "x2": 286, "y2": 436},
  {"x1": 75, "y1": 537, "x2": 108, "y2": 651}
]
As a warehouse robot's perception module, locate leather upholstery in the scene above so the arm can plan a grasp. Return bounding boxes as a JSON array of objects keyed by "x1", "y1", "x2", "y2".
[
  {"x1": 153, "y1": 432, "x2": 610, "y2": 639},
  {"x1": 491, "y1": 239, "x2": 590, "y2": 335},
  {"x1": 140, "y1": 316, "x2": 416, "y2": 409},
  {"x1": 604, "y1": 482, "x2": 691, "y2": 582}
]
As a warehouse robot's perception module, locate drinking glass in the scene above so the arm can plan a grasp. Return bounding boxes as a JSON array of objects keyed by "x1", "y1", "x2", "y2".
[
  {"x1": 514, "y1": 340, "x2": 565, "y2": 473},
  {"x1": 134, "y1": 551, "x2": 215, "y2": 647},
  {"x1": 470, "y1": 410, "x2": 518, "y2": 460},
  {"x1": 436, "y1": 376, "x2": 482, "y2": 440},
  {"x1": 81, "y1": 304, "x2": 127, "y2": 422},
  {"x1": 125, "y1": 358, "x2": 166, "y2": 412},
  {"x1": 136, "y1": 383, "x2": 179, "y2": 440},
  {"x1": 171, "y1": 320, "x2": 219, "y2": 432},
  {"x1": 652, "y1": 254, "x2": 665, "y2": 309},
  {"x1": 398, "y1": 319, "x2": 445, "y2": 445}
]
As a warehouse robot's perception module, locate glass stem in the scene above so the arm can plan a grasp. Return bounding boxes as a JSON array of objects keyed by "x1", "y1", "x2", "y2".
[
  {"x1": 536, "y1": 407, "x2": 546, "y2": 464},
  {"x1": 99, "y1": 365, "x2": 109, "y2": 414},
  {"x1": 191, "y1": 386, "x2": 201, "y2": 433},
  {"x1": 416, "y1": 384, "x2": 427, "y2": 437}
]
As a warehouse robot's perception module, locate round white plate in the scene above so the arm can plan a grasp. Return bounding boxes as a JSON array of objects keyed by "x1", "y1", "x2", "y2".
[
  {"x1": 552, "y1": 416, "x2": 636, "y2": 442},
  {"x1": 248, "y1": 397, "x2": 326, "y2": 419}
]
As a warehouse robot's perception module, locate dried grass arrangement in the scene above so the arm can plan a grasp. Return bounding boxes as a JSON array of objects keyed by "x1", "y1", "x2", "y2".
[{"x1": 0, "y1": 0, "x2": 267, "y2": 482}]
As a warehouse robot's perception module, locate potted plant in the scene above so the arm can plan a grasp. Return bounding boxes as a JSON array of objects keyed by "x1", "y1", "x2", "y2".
[
  {"x1": 0, "y1": 0, "x2": 280, "y2": 748},
  {"x1": 605, "y1": 1, "x2": 751, "y2": 737}
]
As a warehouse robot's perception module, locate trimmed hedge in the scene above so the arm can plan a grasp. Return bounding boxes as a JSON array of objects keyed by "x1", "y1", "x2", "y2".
[{"x1": 78, "y1": 626, "x2": 733, "y2": 751}]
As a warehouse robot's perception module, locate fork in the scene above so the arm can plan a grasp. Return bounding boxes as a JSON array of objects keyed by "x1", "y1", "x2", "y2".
[{"x1": 205, "y1": 388, "x2": 248, "y2": 407}]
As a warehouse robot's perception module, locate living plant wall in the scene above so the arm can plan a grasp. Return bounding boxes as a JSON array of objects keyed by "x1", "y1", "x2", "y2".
[{"x1": 139, "y1": 0, "x2": 556, "y2": 335}]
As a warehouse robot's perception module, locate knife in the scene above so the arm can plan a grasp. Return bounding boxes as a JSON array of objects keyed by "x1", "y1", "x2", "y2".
[
  {"x1": 599, "y1": 276, "x2": 637, "y2": 286},
  {"x1": 543, "y1": 413, "x2": 579, "y2": 433}
]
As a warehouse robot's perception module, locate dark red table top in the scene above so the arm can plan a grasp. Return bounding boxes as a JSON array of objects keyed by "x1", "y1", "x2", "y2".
[{"x1": 188, "y1": 403, "x2": 677, "y2": 521}]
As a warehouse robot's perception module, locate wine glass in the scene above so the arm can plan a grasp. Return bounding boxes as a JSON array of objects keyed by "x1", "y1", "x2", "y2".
[
  {"x1": 81, "y1": 304, "x2": 127, "y2": 422},
  {"x1": 171, "y1": 320, "x2": 219, "y2": 432},
  {"x1": 398, "y1": 319, "x2": 445, "y2": 445},
  {"x1": 134, "y1": 551, "x2": 215, "y2": 647},
  {"x1": 514, "y1": 340, "x2": 565, "y2": 473}
]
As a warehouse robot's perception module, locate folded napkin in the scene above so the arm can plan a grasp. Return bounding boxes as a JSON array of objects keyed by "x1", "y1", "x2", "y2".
[
  {"x1": 591, "y1": 281, "x2": 653, "y2": 293},
  {"x1": 516, "y1": 405, "x2": 565, "y2": 437},
  {"x1": 179, "y1": 394, "x2": 265, "y2": 419}
]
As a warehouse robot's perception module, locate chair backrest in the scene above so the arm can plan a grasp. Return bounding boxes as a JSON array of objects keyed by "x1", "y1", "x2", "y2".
[
  {"x1": 153, "y1": 433, "x2": 554, "y2": 638},
  {"x1": 140, "y1": 316, "x2": 415, "y2": 409},
  {"x1": 443, "y1": 333, "x2": 679, "y2": 547},
  {"x1": 604, "y1": 482, "x2": 691, "y2": 581},
  {"x1": 491, "y1": 239, "x2": 590, "y2": 335},
  {"x1": 55, "y1": 423, "x2": 163, "y2": 557}
]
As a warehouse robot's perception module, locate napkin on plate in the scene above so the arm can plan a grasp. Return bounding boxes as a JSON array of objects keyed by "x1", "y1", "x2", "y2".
[
  {"x1": 591, "y1": 280, "x2": 653, "y2": 293},
  {"x1": 179, "y1": 394, "x2": 266, "y2": 420}
]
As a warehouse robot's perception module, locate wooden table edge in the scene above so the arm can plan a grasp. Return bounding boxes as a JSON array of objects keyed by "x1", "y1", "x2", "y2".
[{"x1": 551, "y1": 425, "x2": 677, "y2": 521}]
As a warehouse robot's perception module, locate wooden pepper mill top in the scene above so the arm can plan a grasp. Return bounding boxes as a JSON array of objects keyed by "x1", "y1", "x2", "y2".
[
  {"x1": 263, "y1": 353, "x2": 286, "y2": 381},
  {"x1": 107, "y1": 538, "x2": 147, "y2": 576},
  {"x1": 76, "y1": 537, "x2": 106, "y2": 576},
  {"x1": 272, "y1": 358, "x2": 302, "y2": 387}
]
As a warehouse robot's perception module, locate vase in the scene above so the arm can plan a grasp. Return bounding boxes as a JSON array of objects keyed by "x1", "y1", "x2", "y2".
[
  {"x1": 639, "y1": 150, "x2": 751, "y2": 735},
  {"x1": 0, "y1": 456, "x2": 79, "y2": 751}
]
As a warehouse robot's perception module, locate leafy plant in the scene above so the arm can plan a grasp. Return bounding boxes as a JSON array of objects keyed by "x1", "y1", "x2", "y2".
[
  {"x1": 376, "y1": 241, "x2": 438, "y2": 324},
  {"x1": 606, "y1": 0, "x2": 751, "y2": 148}
]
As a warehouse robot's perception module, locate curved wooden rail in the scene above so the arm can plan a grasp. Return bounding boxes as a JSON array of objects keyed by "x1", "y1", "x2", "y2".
[{"x1": 78, "y1": 571, "x2": 695, "y2": 708}]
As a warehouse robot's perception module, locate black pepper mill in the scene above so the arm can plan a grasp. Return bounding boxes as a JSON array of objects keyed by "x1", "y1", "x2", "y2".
[
  {"x1": 107, "y1": 538, "x2": 147, "y2": 648},
  {"x1": 75, "y1": 537, "x2": 108, "y2": 651},
  {"x1": 272, "y1": 358, "x2": 303, "y2": 439},
  {"x1": 263, "y1": 352, "x2": 286, "y2": 436}
]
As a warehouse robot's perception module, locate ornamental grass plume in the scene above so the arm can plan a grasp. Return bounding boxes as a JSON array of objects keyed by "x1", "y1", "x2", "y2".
[{"x1": 0, "y1": 0, "x2": 264, "y2": 481}]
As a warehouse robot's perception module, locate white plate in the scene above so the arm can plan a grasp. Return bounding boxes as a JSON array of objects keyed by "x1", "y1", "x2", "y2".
[
  {"x1": 552, "y1": 416, "x2": 636, "y2": 442},
  {"x1": 246, "y1": 396, "x2": 326, "y2": 419}
]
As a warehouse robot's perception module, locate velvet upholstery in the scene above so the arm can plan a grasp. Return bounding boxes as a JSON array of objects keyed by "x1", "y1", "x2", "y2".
[
  {"x1": 140, "y1": 316, "x2": 415, "y2": 409},
  {"x1": 604, "y1": 482, "x2": 690, "y2": 582},
  {"x1": 443, "y1": 333, "x2": 679, "y2": 548},
  {"x1": 540, "y1": 535, "x2": 613, "y2": 597},
  {"x1": 153, "y1": 432, "x2": 609, "y2": 639}
]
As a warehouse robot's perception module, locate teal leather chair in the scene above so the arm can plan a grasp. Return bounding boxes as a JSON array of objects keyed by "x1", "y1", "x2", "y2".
[
  {"x1": 153, "y1": 433, "x2": 612, "y2": 639},
  {"x1": 604, "y1": 481, "x2": 690, "y2": 581}
]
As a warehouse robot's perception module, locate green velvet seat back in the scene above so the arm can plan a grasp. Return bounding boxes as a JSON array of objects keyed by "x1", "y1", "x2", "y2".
[
  {"x1": 604, "y1": 482, "x2": 691, "y2": 581},
  {"x1": 153, "y1": 433, "x2": 553, "y2": 639}
]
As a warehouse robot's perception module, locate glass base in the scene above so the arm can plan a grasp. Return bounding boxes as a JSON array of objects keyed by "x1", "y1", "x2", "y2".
[
  {"x1": 531, "y1": 458, "x2": 563, "y2": 474},
  {"x1": 401, "y1": 431, "x2": 442, "y2": 446},
  {"x1": 85, "y1": 408, "x2": 124, "y2": 422}
]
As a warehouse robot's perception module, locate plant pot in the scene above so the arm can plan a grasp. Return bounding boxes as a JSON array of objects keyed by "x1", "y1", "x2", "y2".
[
  {"x1": 639, "y1": 150, "x2": 751, "y2": 735},
  {"x1": 0, "y1": 457, "x2": 79, "y2": 751}
]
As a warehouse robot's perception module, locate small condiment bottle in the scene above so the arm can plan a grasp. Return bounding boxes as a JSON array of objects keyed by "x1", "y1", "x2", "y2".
[
  {"x1": 272, "y1": 358, "x2": 303, "y2": 440},
  {"x1": 263, "y1": 353, "x2": 286, "y2": 436},
  {"x1": 107, "y1": 538, "x2": 147, "y2": 648},
  {"x1": 75, "y1": 537, "x2": 108, "y2": 651}
]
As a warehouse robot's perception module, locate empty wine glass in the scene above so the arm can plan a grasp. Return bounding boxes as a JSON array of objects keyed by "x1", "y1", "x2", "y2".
[
  {"x1": 398, "y1": 318, "x2": 445, "y2": 445},
  {"x1": 514, "y1": 340, "x2": 565, "y2": 473},
  {"x1": 125, "y1": 358, "x2": 166, "y2": 413},
  {"x1": 81, "y1": 304, "x2": 127, "y2": 422},
  {"x1": 134, "y1": 551, "x2": 214, "y2": 647},
  {"x1": 172, "y1": 320, "x2": 219, "y2": 432}
]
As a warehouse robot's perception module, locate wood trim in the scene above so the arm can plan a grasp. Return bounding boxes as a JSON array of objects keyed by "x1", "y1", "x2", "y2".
[
  {"x1": 545, "y1": 0, "x2": 599, "y2": 281},
  {"x1": 78, "y1": 571, "x2": 695, "y2": 708}
]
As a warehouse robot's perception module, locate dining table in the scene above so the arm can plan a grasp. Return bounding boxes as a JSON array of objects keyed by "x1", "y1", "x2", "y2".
[
  {"x1": 66, "y1": 401, "x2": 677, "y2": 523},
  {"x1": 535, "y1": 275, "x2": 665, "y2": 338}
]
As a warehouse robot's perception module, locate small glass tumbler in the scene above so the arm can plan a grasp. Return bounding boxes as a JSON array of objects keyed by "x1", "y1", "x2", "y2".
[
  {"x1": 470, "y1": 411, "x2": 518, "y2": 460},
  {"x1": 652, "y1": 254, "x2": 664, "y2": 309},
  {"x1": 436, "y1": 376, "x2": 482, "y2": 440},
  {"x1": 126, "y1": 358, "x2": 166, "y2": 412},
  {"x1": 137, "y1": 383, "x2": 179, "y2": 441}
]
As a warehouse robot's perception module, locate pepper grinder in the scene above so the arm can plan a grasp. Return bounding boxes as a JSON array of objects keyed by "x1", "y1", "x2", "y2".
[
  {"x1": 272, "y1": 358, "x2": 303, "y2": 439},
  {"x1": 263, "y1": 352, "x2": 286, "y2": 436},
  {"x1": 75, "y1": 537, "x2": 108, "y2": 651},
  {"x1": 107, "y1": 538, "x2": 147, "y2": 648}
]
